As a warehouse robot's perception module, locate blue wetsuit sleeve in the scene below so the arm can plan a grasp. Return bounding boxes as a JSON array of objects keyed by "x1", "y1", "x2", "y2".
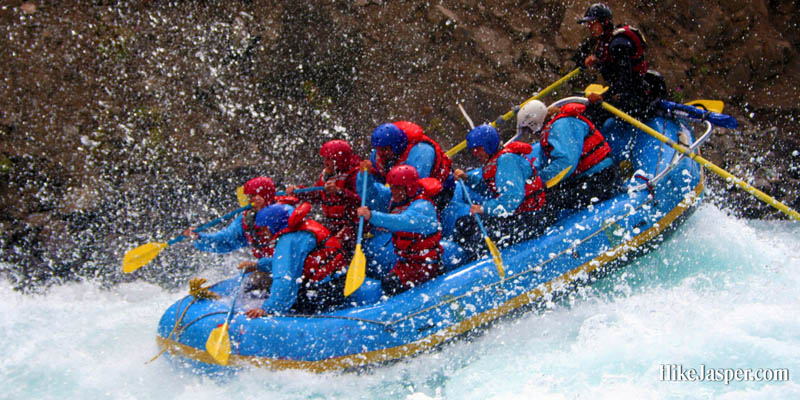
[
  {"x1": 530, "y1": 142, "x2": 543, "y2": 171},
  {"x1": 539, "y1": 118, "x2": 586, "y2": 184},
  {"x1": 356, "y1": 158, "x2": 391, "y2": 212},
  {"x1": 462, "y1": 168, "x2": 485, "y2": 192},
  {"x1": 260, "y1": 231, "x2": 317, "y2": 313},
  {"x1": 482, "y1": 154, "x2": 528, "y2": 216},
  {"x1": 193, "y1": 214, "x2": 248, "y2": 253},
  {"x1": 256, "y1": 256, "x2": 272, "y2": 273},
  {"x1": 405, "y1": 142, "x2": 436, "y2": 178},
  {"x1": 369, "y1": 200, "x2": 439, "y2": 235}
]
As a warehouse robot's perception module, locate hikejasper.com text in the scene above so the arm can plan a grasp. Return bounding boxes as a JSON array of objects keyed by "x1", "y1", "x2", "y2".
[{"x1": 660, "y1": 364, "x2": 790, "y2": 385}]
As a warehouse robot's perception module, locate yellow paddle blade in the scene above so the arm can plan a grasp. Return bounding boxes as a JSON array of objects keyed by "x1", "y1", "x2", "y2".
[
  {"x1": 122, "y1": 242, "x2": 168, "y2": 273},
  {"x1": 484, "y1": 236, "x2": 506, "y2": 278},
  {"x1": 685, "y1": 99, "x2": 724, "y2": 113},
  {"x1": 584, "y1": 84, "x2": 609, "y2": 96},
  {"x1": 206, "y1": 321, "x2": 232, "y2": 365},
  {"x1": 236, "y1": 186, "x2": 249, "y2": 207},
  {"x1": 344, "y1": 244, "x2": 366, "y2": 297}
]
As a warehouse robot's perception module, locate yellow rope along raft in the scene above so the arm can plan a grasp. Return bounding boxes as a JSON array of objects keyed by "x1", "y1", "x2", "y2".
[{"x1": 146, "y1": 277, "x2": 219, "y2": 364}]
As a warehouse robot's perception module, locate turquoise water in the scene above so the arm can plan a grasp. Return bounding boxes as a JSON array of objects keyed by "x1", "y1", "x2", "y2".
[{"x1": 2, "y1": 205, "x2": 798, "y2": 399}]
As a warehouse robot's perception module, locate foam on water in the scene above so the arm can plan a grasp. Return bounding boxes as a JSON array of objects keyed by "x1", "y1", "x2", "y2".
[{"x1": 2, "y1": 205, "x2": 799, "y2": 399}]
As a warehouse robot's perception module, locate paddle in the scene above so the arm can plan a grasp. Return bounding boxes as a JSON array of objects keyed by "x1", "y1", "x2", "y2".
[
  {"x1": 454, "y1": 104, "x2": 506, "y2": 277},
  {"x1": 459, "y1": 182, "x2": 506, "y2": 278},
  {"x1": 205, "y1": 269, "x2": 246, "y2": 366},
  {"x1": 600, "y1": 101, "x2": 800, "y2": 222},
  {"x1": 582, "y1": 84, "x2": 734, "y2": 128},
  {"x1": 122, "y1": 205, "x2": 252, "y2": 273},
  {"x1": 657, "y1": 100, "x2": 738, "y2": 129},
  {"x1": 344, "y1": 168, "x2": 369, "y2": 296},
  {"x1": 445, "y1": 67, "x2": 582, "y2": 158},
  {"x1": 685, "y1": 99, "x2": 724, "y2": 113}
]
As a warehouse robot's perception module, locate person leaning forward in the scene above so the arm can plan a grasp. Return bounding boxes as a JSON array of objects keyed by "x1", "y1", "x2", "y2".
[{"x1": 452, "y1": 124, "x2": 549, "y2": 261}]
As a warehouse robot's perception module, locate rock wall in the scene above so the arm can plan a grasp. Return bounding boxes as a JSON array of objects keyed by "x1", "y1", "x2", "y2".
[{"x1": 0, "y1": 0, "x2": 798, "y2": 290}]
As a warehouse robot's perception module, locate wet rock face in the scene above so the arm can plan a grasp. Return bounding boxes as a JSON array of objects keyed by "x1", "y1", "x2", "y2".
[{"x1": 0, "y1": 1, "x2": 798, "y2": 290}]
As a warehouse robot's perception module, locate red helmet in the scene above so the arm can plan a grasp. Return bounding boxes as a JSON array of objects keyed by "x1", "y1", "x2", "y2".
[
  {"x1": 320, "y1": 140, "x2": 354, "y2": 168},
  {"x1": 392, "y1": 121, "x2": 424, "y2": 139},
  {"x1": 243, "y1": 176, "x2": 276, "y2": 203},
  {"x1": 386, "y1": 165, "x2": 419, "y2": 197}
]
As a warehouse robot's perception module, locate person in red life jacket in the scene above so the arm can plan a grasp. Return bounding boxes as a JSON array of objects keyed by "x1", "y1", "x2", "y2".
[
  {"x1": 358, "y1": 122, "x2": 454, "y2": 212},
  {"x1": 518, "y1": 100, "x2": 617, "y2": 211},
  {"x1": 452, "y1": 124, "x2": 550, "y2": 260},
  {"x1": 179, "y1": 176, "x2": 282, "y2": 292},
  {"x1": 241, "y1": 202, "x2": 353, "y2": 316},
  {"x1": 182, "y1": 176, "x2": 276, "y2": 264},
  {"x1": 574, "y1": 3, "x2": 657, "y2": 120},
  {"x1": 286, "y1": 140, "x2": 362, "y2": 253},
  {"x1": 356, "y1": 165, "x2": 444, "y2": 295}
]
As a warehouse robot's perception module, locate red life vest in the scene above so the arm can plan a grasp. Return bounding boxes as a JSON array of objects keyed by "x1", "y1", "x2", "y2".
[
  {"x1": 482, "y1": 142, "x2": 546, "y2": 213},
  {"x1": 540, "y1": 103, "x2": 611, "y2": 176},
  {"x1": 241, "y1": 196, "x2": 301, "y2": 258},
  {"x1": 597, "y1": 25, "x2": 648, "y2": 76},
  {"x1": 270, "y1": 203, "x2": 347, "y2": 283},
  {"x1": 241, "y1": 208, "x2": 273, "y2": 259},
  {"x1": 313, "y1": 166, "x2": 361, "y2": 231},
  {"x1": 389, "y1": 178, "x2": 444, "y2": 286},
  {"x1": 374, "y1": 122, "x2": 452, "y2": 184}
]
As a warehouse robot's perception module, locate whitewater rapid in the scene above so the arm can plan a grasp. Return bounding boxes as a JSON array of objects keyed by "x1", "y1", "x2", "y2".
[{"x1": 2, "y1": 204, "x2": 799, "y2": 399}]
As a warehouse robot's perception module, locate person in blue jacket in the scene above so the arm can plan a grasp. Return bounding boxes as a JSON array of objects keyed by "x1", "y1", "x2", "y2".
[
  {"x1": 452, "y1": 124, "x2": 549, "y2": 260},
  {"x1": 517, "y1": 100, "x2": 617, "y2": 211},
  {"x1": 241, "y1": 202, "x2": 379, "y2": 316},
  {"x1": 182, "y1": 176, "x2": 278, "y2": 290},
  {"x1": 356, "y1": 165, "x2": 444, "y2": 295},
  {"x1": 358, "y1": 122, "x2": 453, "y2": 213}
]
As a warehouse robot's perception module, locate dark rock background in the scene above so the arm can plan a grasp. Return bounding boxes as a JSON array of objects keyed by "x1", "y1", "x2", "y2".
[{"x1": 1, "y1": 0, "x2": 798, "y2": 291}]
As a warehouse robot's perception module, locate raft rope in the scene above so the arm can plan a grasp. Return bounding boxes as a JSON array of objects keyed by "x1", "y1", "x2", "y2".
[{"x1": 147, "y1": 278, "x2": 221, "y2": 364}]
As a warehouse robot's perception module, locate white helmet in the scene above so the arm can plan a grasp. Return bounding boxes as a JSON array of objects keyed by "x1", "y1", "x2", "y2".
[{"x1": 516, "y1": 100, "x2": 547, "y2": 135}]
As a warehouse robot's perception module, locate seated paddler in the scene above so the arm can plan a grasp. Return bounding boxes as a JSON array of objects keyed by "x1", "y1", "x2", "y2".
[
  {"x1": 242, "y1": 202, "x2": 349, "y2": 317},
  {"x1": 518, "y1": 99, "x2": 616, "y2": 212},
  {"x1": 452, "y1": 124, "x2": 549, "y2": 260},
  {"x1": 182, "y1": 176, "x2": 279, "y2": 290},
  {"x1": 358, "y1": 122, "x2": 454, "y2": 212},
  {"x1": 286, "y1": 139, "x2": 363, "y2": 254},
  {"x1": 356, "y1": 165, "x2": 445, "y2": 295}
]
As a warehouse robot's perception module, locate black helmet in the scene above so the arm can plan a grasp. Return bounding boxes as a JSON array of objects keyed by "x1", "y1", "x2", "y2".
[{"x1": 577, "y1": 3, "x2": 612, "y2": 25}]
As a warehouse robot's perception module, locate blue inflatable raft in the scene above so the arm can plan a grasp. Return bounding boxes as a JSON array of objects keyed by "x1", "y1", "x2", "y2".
[{"x1": 156, "y1": 97, "x2": 710, "y2": 374}]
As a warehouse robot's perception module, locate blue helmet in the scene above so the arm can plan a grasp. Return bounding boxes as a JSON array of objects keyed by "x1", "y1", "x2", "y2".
[
  {"x1": 255, "y1": 203, "x2": 291, "y2": 234},
  {"x1": 371, "y1": 123, "x2": 407, "y2": 155},
  {"x1": 466, "y1": 124, "x2": 500, "y2": 155}
]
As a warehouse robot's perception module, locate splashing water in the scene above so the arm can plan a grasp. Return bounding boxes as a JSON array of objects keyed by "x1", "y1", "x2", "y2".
[{"x1": 2, "y1": 205, "x2": 799, "y2": 399}]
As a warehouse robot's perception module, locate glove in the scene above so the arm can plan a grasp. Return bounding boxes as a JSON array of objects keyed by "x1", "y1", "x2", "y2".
[{"x1": 587, "y1": 92, "x2": 603, "y2": 104}]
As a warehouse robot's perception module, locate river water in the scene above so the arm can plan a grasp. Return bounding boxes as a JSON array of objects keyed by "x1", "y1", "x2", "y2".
[{"x1": 2, "y1": 205, "x2": 798, "y2": 399}]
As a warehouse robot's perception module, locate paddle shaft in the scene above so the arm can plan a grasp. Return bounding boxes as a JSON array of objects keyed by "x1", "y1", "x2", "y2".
[
  {"x1": 355, "y1": 171, "x2": 368, "y2": 244},
  {"x1": 445, "y1": 67, "x2": 581, "y2": 158},
  {"x1": 276, "y1": 186, "x2": 324, "y2": 197},
  {"x1": 173, "y1": 205, "x2": 252, "y2": 246},
  {"x1": 222, "y1": 270, "x2": 247, "y2": 327},
  {"x1": 459, "y1": 181, "x2": 506, "y2": 277},
  {"x1": 602, "y1": 102, "x2": 800, "y2": 222},
  {"x1": 189, "y1": 186, "x2": 324, "y2": 246},
  {"x1": 459, "y1": 183, "x2": 489, "y2": 237}
]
